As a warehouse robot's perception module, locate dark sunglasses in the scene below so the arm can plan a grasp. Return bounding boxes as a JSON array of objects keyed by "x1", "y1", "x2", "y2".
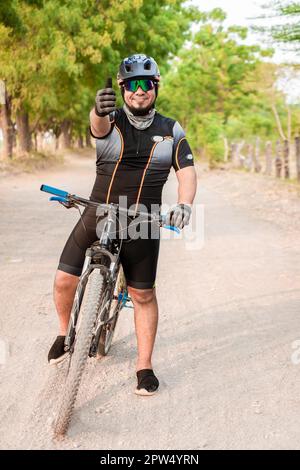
[{"x1": 123, "y1": 79, "x2": 155, "y2": 93}]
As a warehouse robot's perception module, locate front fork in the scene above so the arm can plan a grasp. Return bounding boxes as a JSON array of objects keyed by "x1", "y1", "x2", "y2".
[{"x1": 64, "y1": 250, "x2": 92, "y2": 351}]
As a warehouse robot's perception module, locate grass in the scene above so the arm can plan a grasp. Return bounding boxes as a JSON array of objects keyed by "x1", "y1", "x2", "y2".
[{"x1": 0, "y1": 150, "x2": 64, "y2": 175}]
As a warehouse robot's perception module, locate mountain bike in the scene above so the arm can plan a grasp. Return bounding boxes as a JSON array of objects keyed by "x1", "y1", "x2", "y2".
[{"x1": 40, "y1": 184, "x2": 179, "y2": 436}]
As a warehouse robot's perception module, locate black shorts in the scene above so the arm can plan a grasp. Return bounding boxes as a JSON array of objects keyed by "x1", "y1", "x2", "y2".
[{"x1": 58, "y1": 207, "x2": 160, "y2": 290}]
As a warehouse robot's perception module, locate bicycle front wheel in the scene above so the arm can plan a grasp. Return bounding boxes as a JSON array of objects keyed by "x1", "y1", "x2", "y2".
[{"x1": 54, "y1": 268, "x2": 106, "y2": 437}]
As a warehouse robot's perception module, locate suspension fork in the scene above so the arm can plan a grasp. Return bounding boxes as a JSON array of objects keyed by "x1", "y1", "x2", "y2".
[{"x1": 64, "y1": 249, "x2": 92, "y2": 351}]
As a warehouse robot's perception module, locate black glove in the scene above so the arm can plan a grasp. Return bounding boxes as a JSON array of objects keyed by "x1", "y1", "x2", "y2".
[
  {"x1": 165, "y1": 204, "x2": 192, "y2": 229},
  {"x1": 95, "y1": 77, "x2": 116, "y2": 117}
]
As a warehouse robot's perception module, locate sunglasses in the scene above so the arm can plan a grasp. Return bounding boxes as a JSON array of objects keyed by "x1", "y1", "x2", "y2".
[{"x1": 123, "y1": 79, "x2": 155, "y2": 93}]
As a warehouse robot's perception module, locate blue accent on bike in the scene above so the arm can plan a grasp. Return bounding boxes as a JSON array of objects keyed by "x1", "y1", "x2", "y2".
[
  {"x1": 40, "y1": 184, "x2": 69, "y2": 198},
  {"x1": 49, "y1": 196, "x2": 68, "y2": 203},
  {"x1": 118, "y1": 292, "x2": 128, "y2": 306},
  {"x1": 164, "y1": 225, "x2": 180, "y2": 234},
  {"x1": 121, "y1": 291, "x2": 128, "y2": 307},
  {"x1": 118, "y1": 291, "x2": 134, "y2": 308},
  {"x1": 160, "y1": 214, "x2": 180, "y2": 234}
]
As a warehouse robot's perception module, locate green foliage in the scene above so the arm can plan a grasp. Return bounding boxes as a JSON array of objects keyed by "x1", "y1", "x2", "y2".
[
  {"x1": 1, "y1": 1, "x2": 299, "y2": 161},
  {"x1": 259, "y1": 1, "x2": 300, "y2": 49},
  {"x1": 158, "y1": 9, "x2": 276, "y2": 161},
  {"x1": 0, "y1": 0, "x2": 195, "y2": 138}
]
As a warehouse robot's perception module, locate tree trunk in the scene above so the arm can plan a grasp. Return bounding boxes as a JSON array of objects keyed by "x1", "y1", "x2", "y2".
[
  {"x1": 16, "y1": 107, "x2": 32, "y2": 156},
  {"x1": 245, "y1": 144, "x2": 253, "y2": 171},
  {"x1": 229, "y1": 142, "x2": 235, "y2": 162},
  {"x1": 0, "y1": 83, "x2": 14, "y2": 159},
  {"x1": 275, "y1": 140, "x2": 282, "y2": 178},
  {"x1": 58, "y1": 120, "x2": 72, "y2": 149},
  {"x1": 264, "y1": 141, "x2": 272, "y2": 176},
  {"x1": 223, "y1": 137, "x2": 229, "y2": 162},
  {"x1": 77, "y1": 136, "x2": 84, "y2": 148},
  {"x1": 254, "y1": 137, "x2": 262, "y2": 173},
  {"x1": 33, "y1": 132, "x2": 38, "y2": 152},
  {"x1": 85, "y1": 127, "x2": 92, "y2": 147},
  {"x1": 295, "y1": 136, "x2": 300, "y2": 183},
  {"x1": 283, "y1": 139, "x2": 290, "y2": 179}
]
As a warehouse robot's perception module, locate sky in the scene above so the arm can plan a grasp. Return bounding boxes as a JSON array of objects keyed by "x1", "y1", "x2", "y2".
[{"x1": 191, "y1": 0, "x2": 300, "y2": 64}]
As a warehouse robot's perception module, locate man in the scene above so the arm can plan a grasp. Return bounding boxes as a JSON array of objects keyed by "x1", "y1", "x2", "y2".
[{"x1": 48, "y1": 54, "x2": 197, "y2": 395}]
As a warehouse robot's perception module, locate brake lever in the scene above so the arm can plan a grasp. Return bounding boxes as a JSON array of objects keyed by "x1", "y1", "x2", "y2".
[{"x1": 59, "y1": 200, "x2": 76, "y2": 209}]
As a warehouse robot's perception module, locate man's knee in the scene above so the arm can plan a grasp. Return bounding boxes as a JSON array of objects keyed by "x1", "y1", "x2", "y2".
[
  {"x1": 127, "y1": 286, "x2": 156, "y2": 305},
  {"x1": 54, "y1": 269, "x2": 79, "y2": 293}
]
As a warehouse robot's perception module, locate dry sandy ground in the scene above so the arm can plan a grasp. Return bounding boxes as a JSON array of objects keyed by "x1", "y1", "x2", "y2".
[{"x1": 0, "y1": 150, "x2": 300, "y2": 450}]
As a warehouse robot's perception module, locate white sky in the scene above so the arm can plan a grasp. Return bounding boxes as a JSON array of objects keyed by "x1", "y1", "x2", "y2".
[{"x1": 191, "y1": 0, "x2": 300, "y2": 64}]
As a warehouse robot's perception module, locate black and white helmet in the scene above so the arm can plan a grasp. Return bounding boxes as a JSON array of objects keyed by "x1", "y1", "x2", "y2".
[{"x1": 117, "y1": 54, "x2": 160, "y2": 82}]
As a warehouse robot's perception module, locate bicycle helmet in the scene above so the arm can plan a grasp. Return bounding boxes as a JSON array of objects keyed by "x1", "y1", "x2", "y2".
[{"x1": 117, "y1": 54, "x2": 160, "y2": 82}]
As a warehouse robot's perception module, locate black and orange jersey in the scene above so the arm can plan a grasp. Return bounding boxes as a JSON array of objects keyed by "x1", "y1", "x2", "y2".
[{"x1": 90, "y1": 108, "x2": 194, "y2": 210}]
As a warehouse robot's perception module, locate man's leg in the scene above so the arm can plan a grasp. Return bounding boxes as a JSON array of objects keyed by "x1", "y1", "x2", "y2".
[
  {"x1": 53, "y1": 270, "x2": 80, "y2": 335},
  {"x1": 48, "y1": 270, "x2": 80, "y2": 364},
  {"x1": 127, "y1": 286, "x2": 158, "y2": 372}
]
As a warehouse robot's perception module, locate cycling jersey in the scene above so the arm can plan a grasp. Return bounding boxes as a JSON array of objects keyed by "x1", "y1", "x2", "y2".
[
  {"x1": 90, "y1": 108, "x2": 194, "y2": 210},
  {"x1": 58, "y1": 108, "x2": 194, "y2": 288}
]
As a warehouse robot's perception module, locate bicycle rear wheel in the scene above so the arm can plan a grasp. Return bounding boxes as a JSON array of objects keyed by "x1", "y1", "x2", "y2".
[{"x1": 53, "y1": 268, "x2": 106, "y2": 437}]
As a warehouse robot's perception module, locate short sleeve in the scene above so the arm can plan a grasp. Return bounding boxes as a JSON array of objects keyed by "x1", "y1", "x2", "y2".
[{"x1": 172, "y1": 121, "x2": 194, "y2": 171}]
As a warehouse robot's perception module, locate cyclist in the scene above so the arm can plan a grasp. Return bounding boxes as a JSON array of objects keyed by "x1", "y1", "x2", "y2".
[{"x1": 48, "y1": 54, "x2": 197, "y2": 395}]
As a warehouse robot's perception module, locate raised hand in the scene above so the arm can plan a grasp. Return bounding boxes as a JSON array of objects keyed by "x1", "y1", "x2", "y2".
[{"x1": 95, "y1": 77, "x2": 116, "y2": 117}]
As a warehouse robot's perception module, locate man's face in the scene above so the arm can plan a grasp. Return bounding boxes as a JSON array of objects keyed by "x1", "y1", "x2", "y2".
[{"x1": 123, "y1": 84, "x2": 156, "y2": 113}]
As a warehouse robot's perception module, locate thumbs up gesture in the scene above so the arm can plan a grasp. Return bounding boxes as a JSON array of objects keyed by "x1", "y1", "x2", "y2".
[{"x1": 95, "y1": 78, "x2": 116, "y2": 117}]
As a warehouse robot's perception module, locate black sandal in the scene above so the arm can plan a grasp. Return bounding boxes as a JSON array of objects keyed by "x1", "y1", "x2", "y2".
[{"x1": 135, "y1": 369, "x2": 159, "y2": 396}]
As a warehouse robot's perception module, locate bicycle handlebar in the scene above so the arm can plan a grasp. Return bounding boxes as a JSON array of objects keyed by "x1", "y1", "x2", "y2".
[
  {"x1": 40, "y1": 184, "x2": 68, "y2": 199},
  {"x1": 40, "y1": 184, "x2": 181, "y2": 234}
]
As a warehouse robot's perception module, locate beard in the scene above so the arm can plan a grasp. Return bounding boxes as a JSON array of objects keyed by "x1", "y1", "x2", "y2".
[{"x1": 125, "y1": 101, "x2": 156, "y2": 116}]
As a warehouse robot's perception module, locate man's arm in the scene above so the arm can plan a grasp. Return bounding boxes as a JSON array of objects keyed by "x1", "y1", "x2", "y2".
[
  {"x1": 165, "y1": 166, "x2": 197, "y2": 229},
  {"x1": 90, "y1": 77, "x2": 116, "y2": 138},
  {"x1": 89, "y1": 109, "x2": 111, "y2": 138},
  {"x1": 176, "y1": 166, "x2": 197, "y2": 205}
]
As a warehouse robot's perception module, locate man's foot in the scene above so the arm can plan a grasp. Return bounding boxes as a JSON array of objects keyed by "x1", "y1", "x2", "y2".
[
  {"x1": 135, "y1": 369, "x2": 159, "y2": 396},
  {"x1": 48, "y1": 336, "x2": 69, "y2": 365}
]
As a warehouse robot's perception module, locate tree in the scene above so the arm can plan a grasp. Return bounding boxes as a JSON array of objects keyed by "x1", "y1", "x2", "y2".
[
  {"x1": 158, "y1": 9, "x2": 273, "y2": 161},
  {"x1": 258, "y1": 1, "x2": 300, "y2": 51},
  {"x1": 0, "y1": 0, "x2": 198, "y2": 158}
]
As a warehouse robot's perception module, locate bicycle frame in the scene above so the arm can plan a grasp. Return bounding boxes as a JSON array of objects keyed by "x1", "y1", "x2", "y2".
[{"x1": 64, "y1": 208, "x2": 127, "y2": 354}]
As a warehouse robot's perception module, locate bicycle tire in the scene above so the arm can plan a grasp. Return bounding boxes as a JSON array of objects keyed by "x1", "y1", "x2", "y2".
[
  {"x1": 97, "y1": 268, "x2": 126, "y2": 357},
  {"x1": 53, "y1": 268, "x2": 106, "y2": 436}
]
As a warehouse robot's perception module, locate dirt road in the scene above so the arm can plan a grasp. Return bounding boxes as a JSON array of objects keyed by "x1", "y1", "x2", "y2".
[{"x1": 0, "y1": 150, "x2": 300, "y2": 450}]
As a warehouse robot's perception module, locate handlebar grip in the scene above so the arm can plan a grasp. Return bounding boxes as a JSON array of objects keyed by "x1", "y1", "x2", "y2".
[
  {"x1": 49, "y1": 196, "x2": 68, "y2": 203},
  {"x1": 40, "y1": 184, "x2": 69, "y2": 198},
  {"x1": 164, "y1": 225, "x2": 180, "y2": 234}
]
